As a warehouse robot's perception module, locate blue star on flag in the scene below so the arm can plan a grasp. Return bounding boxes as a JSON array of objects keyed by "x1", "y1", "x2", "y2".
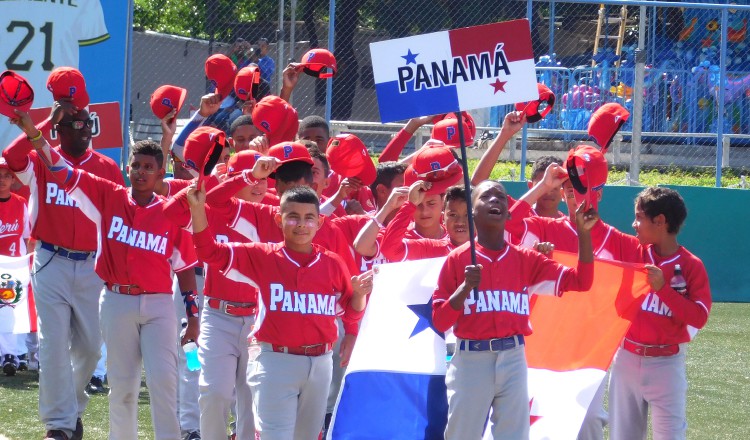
[
  {"x1": 401, "y1": 49, "x2": 419, "y2": 65},
  {"x1": 407, "y1": 297, "x2": 444, "y2": 338}
]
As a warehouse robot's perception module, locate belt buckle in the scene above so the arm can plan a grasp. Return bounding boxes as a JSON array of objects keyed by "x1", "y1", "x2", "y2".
[
  {"x1": 302, "y1": 344, "x2": 321, "y2": 355},
  {"x1": 219, "y1": 300, "x2": 230, "y2": 315},
  {"x1": 489, "y1": 338, "x2": 500, "y2": 352},
  {"x1": 125, "y1": 285, "x2": 133, "y2": 295}
]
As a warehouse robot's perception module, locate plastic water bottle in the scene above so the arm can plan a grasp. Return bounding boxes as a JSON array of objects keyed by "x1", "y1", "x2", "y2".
[
  {"x1": 670, "y1": 264, "x2": 688, "y2": 297},
  {"x1": 181, "y1": 319, "x2": 200, "y2": 371}
]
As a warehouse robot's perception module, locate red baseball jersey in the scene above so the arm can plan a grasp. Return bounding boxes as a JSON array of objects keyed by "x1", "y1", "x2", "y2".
[
  {"x1": 380, "y1": 202, "x2": 454, "y2": 261},
  {"x1": 0, "y1": 193, "x2": 30, "y2": 257},
  {"x1": 60, "y1": 168, "x2": 197, "y2": 292},
  {"x1": 3, "y1": 137, "x2": 124, "y2": 251},
  {"x1": 163, "y1": 186, "x2": 259, "y2": 304},
  {"x1": 510, "y1": 200, "x2": 641, "y2": 263},
  {"x1": 193, "y1": 228, "x2": 362, "y2": 346},
  {"x1": 163, "y1": 178, "x2": 193, "y2": 199},
  {"x1": 433, "y1": 242, "x2": 594, "y2": 340},
  {"x1": 626, "y1": 245, "x2": 712, "y2": 345},
  {"x1": 331, "y1": 214, "x2": 389, "y2": 274},
  {"x1": 205, "y1": 174, "x2": 359, "y2": 275}
]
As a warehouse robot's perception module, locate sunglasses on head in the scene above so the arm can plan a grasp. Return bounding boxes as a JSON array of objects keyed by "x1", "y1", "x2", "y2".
[
  {"x1": 58, "y1": 119, "x2": 94, "y2": 130},
  {"x1": 416, "y1": 159, "x2": 461, "y2": 182}
]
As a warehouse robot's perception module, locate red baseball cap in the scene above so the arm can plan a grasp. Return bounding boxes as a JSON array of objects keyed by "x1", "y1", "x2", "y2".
[
  {"x1": 226, "y1": 149, "x2": 263, "y2": 177},
  {"x1": 0, "y1": 157, "x2": 9, "y2": 169},
  {"x1": 515, "y1": 83, "x2": 555, "y2": 123},
  {"x1": 150, "y1": 85, "x2": 187, "y2": 120},
  {"x1": 46, "y1": 67, "x2": 89, "y2": 108},
  {"x1": 297, "y1": 49, "x2": 337, "y2": 78},
  {"x1": 326, "y1": 133, "x2": 376, "y2": 186},
  {"x1": 443, "y1": 112, "x2": 477, "y2": 139},
  {"x1": 268, "y1": 142, "x2": 314, "y2": 166},
  {"x1": 251, "y1": 96, "x2": 299, "y2": 145},
  {"x1": 588, "y1": 102, "x2": 630, "y2": 152},
  {"x1": 0, "y1": 71, "x2": 34, "y2": 118},
  {"x1": 404, "y1": 146, "x2": 463, "y2": 195},
  {"x1": 234, "y1": 65, "x2": 261, "y2": 101},
  {"x1": 431, "y1": 118, "x2": 474, "y2": 147},
  {"x1": 565, "y1": 144, "x2": 608, "y2": 210},
  {"x1": 205, "y1": 54, "x2": 237, "y2": 99},
  {"x1": 183, "y1": 127, "x2": 228, "y2": 186}
]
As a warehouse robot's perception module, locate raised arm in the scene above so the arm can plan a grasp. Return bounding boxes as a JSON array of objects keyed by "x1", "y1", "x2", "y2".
[
  {"x1": 378, "y1": 116, "x2": 433, "y2": 163},
  {"x1": 353, "y1": 186, "x2": 408, "y2": 257},
  {"x1": 471, "y1": 111, "x2": 525, "y2": 185}
]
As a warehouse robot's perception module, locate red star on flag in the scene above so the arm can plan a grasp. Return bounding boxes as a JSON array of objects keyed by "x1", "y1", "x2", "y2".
[
  {"x1": 490, "y1": 78, "x2": 507, "y2": 94},
  {"x1": 529, "y1": 398, "x2": 542, "y2": 426}
]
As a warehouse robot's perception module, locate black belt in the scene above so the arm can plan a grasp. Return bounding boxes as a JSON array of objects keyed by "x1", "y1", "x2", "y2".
[
  {"x1": 195, "y1": 266, "x2": 204, "y2": 277},
  {"x1": 458, "y1": 335, "x2": 525, "y2": 352},
  {"x1": 40, "y1": 241, "x2": 95, "y2": 261}
]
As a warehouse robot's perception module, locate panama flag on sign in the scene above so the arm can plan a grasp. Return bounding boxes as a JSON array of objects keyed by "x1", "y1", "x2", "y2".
[{"x1": 370, "y1": 19, "x2": 539, "y2": 123}]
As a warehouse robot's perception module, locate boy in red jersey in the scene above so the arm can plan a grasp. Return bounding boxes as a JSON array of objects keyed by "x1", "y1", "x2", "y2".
[
  {"x1": 187, "y1": 182, "x2": 370, "y2": 440},
  {"x1": 12, "y1": 110, "x2": 199, "y2": 440},
  {"x1": 433, "y1": 180, "x2": 598, "y2": 440},
  {"x1": 609, "y1": 187, "x2": 711, "y2": 440}
]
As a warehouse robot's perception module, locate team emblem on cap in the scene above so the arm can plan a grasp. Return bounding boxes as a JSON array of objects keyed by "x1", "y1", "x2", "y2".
[
  {"x1": 283, "y1": 145, "x2": 293, "y2": 158},
  {"x1": 446, "y1": 127, "x2": 456, "y2": 140},
  {"x1": 238, "y1": 87, "x2": 248, "y2": 95},
  {"x1": 0, "y1": 273, "x2": 23, "y2": 309},
  {"x1": 161, "y1": 97, "x2": 173, "y2": 108},
  {"x1": 307, "y1": 52, "x2": 316, "y2": 62},
  {"x1": 430, "y1": 161, "x2": 441, "y2": 171},
  {"x1": 68, "y1": 86, "x2": 77, "y2": 97},
  {"x1": 185, "y1": 159, "x2": 198, "y2": 171},
  {"x1": 261, "y1": 121, "x2": 271, "y2": 131}
]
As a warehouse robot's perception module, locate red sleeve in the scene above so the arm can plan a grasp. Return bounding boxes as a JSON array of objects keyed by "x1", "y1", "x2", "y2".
[
  {"x1": 193, "y1": 227, "x2": 231, "y2": 269},
  {"x1": 205, "y1": 174, "x2": 248, "y2": 219},
  {"x1": 329, "y1": 252, "x2": 362, "y2": 335},
  {"x1": 506, "y1": 199, "x2": 533, "y2": 241},
  {"x1": 170, "y1": 225, "x2": 199, "y2": 272},
  {"x1": 378, "y1": 129, "x2": 413, "y2": 163},
  {"x1": 656, "y1": 257, "x2": 711, "y2": 329},
  {"x1": 558, "y1": 260, "x2": 594, "y2": 294},
  {"x1": 432, "y1": 253, "x2": 463, "y2": 332},
  {"x1": 326, "y1": 221, "x2": 359, "y2": 276},
  {"x1": 163, "y1": 186, "x2": 192, "y2": 228},
  {"x1": 380, "y1": 202, "x2": 416, "y2": 262},
  {"x1": 2, "y1": 119, "x2": 52, "y2": 171}
]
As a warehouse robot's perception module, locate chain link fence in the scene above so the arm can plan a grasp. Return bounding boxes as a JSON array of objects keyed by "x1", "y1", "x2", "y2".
[{"x1": 130, "y1": 0, "x2": 750, "y2": 186}]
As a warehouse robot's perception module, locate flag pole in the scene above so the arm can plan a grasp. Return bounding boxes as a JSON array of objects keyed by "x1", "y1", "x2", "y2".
[{"x1": 455, "y1": 111, "x2": 477, "y2": 268}]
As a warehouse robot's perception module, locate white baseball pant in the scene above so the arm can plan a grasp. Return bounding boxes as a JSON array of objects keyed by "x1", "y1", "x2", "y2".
[
  {"x1": 609, "y1": 346, "x2": 688, "y2": 440},
  {"x1": 198, "y1": 302, "x2": 255, "y2": 440},
  {"x1": 248, "y1": 345, "x2": 332, "y2": 440},
  {"x1": 445, "y1": 340, "x2": 529, "y2": 440},
  {"x1": 172, "y1": 272, "x2": 204, "y2": 436},
  {"x1": 326, "y1": 318, "x2": 346, "y2": 414},
  {"x1": 576, "y1": 372, "x2": 608, "y2": 440},
  {"x1": 100, "y1": 288, "x2": 180, "y2": 440},
  {"x1": 33, "y1": 245, "x2": 102, "y2": 438}
]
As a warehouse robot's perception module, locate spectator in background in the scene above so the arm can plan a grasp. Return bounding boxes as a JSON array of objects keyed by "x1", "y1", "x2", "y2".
[
  {"x1": 229, "y1": 38, "x2": 253, "y2": 69},
  {"x1": 257, "y1": 38, "x2": 275, "y2": 88}
]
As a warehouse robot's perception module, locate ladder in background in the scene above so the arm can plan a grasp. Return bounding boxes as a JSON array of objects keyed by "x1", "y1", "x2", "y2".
[{"x1": 592, "y1": 4, "x2": 628, "y2": 67}]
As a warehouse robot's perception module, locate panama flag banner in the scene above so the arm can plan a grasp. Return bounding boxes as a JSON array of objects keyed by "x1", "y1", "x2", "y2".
[
  {"x1": 0, "y1": 254, "x2": 37, "y2": 334},
  {"x1": 331, "y1": 252, "x2": 650, "y2": 440},
  {"x1": 370, "y1": 19, "x2": 539, "y2": 123},
  {"x1": 329, "y1": 257, "x2": 449, "y2": 440}
]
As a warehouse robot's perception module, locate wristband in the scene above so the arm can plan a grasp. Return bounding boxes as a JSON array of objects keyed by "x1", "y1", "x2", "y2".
[
  {"x1": 371, "y1": 217, "x2": 385, "y2": 229},
  {"x1": 181, "y1": 290, "x2": 199, "y2": 318},
  {"x1": 27, "y1": 130, "x2": 43, "y2": 142}
]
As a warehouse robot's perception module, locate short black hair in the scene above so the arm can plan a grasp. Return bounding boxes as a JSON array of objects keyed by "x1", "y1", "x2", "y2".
[
  {"x1": 531, "y1": 155, "x2": 563, "y2": 181},
  {"x1": 301, "y1": 141, "x2": 330, "y2": 175},
  {"x1": 229, "y1": 115, "x2": 254, "y2": 136},
  {"x1": 280, "y1": 185, "x2": 320, "y2": 213},
  {"x1": 636, "y1": 187, "x2": 687, "y2": 234},
  {"x1": 275, "y1": 161, "x2": 313, "y2": 185},
  {"x1": 298, "y1": 115, "x2": 330, "y2": 137},
  {"x1": 370, "y1": 161, "x2": 407, "y2": 194},
  {"x1": 131, "y1": 140, "x2": 163, "y2": 167},
  {"x1": 444, "y1": 185, "x2": 468, "y2": 207}
]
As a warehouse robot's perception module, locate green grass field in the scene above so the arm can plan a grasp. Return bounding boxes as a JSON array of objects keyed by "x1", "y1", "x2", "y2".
[{"x1": 0, "y1": 303, "x2": 748, "y2": 440}]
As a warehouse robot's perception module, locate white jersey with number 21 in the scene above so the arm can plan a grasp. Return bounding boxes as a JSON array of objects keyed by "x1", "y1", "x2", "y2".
[{"x1": 0, "y1": 0, "x2": 108, "y2": 149}]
